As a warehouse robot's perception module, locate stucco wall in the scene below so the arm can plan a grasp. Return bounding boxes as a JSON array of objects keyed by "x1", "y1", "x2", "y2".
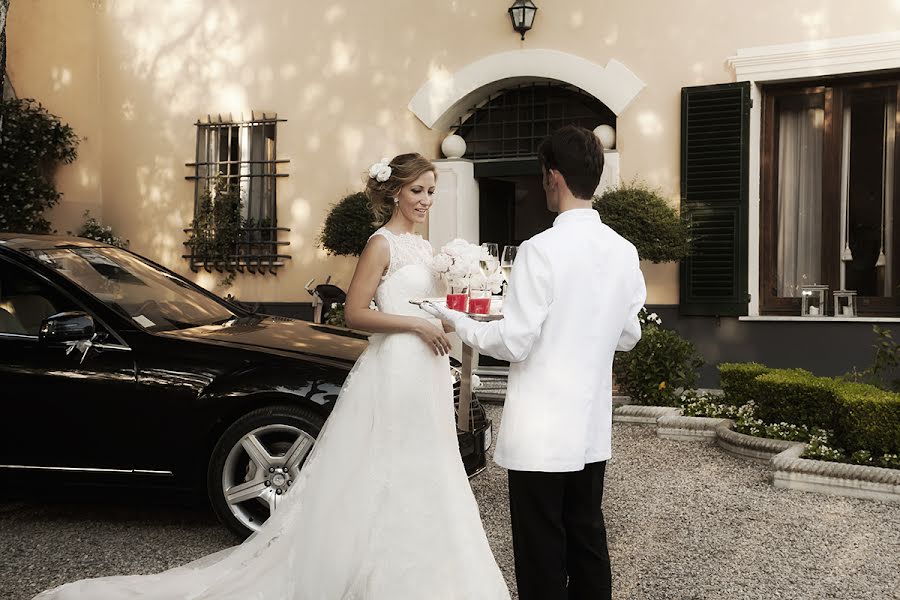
[
  {"x1": 8, "y1": 0, "x2": 900, "y2": 303},
  {"x1": 6, "y1": 0, "x2": 103, "y2": 234}
]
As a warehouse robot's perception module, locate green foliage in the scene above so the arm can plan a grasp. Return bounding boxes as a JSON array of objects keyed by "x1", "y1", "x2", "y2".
[
  {"x1": 678, "y1": 387, "x2": 900, "y2": 468},
  {"x1": 614, "y1": 318, "x2": 704, "y2": 406},
  {"x1": 718, "y1": 362, "x2": 771, "y2": 406},
  {"x1": 0, "y1": 98, "x2": 79, "y2": 233},
  {"x1": 880, "y1": 453, "x2": 900, "y2": 469},
  {"x1": 318, "y1": 192, "x2": 380, "y2": 257},
  {"x1": 803, "y1": 431, "x2": 845, "y2": 463},
  {"x1": 68, "y1": 210, "x2": 129, "y2": 248},
  {"x1": 733, "y1": 366, "x2": 900, "y2": 456},
  {"x1": 751, "y1": 370, "x2": 838, "y2": 431},
  {"x1": 186, "y1": 176, "x2": 243, "y2": 267},
  {"x1": 834, "y1": 380, "x2": 900, "y2": 455},
  {"x1": 593, "y1": 182, "x2": 691, "y2": 263},
  {"x1": 324, "y1": 303, "x2": 347, "y2": 327},
  {"x1": 845, "y1": 325, "x2": 900, "y2": 392},
  {"x1": 679, "y1": 390, "x2": 741, "y2": 418}
]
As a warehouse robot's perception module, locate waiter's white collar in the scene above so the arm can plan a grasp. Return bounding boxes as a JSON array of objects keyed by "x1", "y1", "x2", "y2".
[{"x1": 553, "y1": 208, "x2": 602, "y2": 227}]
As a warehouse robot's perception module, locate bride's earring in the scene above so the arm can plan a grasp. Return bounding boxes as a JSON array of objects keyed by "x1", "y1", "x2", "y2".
[{"x1": 393, "y1": 198, "x2": 399, "y2": 204}]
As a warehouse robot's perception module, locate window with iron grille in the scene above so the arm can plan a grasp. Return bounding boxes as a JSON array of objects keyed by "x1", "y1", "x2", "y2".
[
  {"x1": 454, "y1": 84, "x2": 616, "y2": 160},
  {"x1": 184, "y1": 113, "x2": 290, "y2": 274}
]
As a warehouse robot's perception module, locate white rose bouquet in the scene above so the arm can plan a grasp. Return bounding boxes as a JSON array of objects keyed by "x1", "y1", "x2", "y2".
[{"x1": 432, "y1": 239, "x2": 504, "y2": 294}]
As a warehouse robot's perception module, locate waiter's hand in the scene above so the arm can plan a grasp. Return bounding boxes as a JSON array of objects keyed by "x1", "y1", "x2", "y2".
[{"x1": 421, "y1": 301, "x2": 464, "y2": 333}]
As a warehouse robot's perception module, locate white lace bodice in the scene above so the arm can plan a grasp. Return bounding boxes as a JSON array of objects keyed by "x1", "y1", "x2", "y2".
[
  {"x1": 370, "y1": 227, "x2": 434, "y2": 280},
  {"x1": 369, "y1": 227, "x2": 444, "y2": 316}
]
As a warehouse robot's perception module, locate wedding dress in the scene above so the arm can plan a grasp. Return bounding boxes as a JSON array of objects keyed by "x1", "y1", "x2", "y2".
[{"x1": 34, "y1": 227, "x2": 511, "y2": 600}]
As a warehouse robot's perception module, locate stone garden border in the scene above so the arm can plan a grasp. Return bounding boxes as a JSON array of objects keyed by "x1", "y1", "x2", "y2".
[{"x1": 613, "y1": 403, "x2": 900, "y2": 504}]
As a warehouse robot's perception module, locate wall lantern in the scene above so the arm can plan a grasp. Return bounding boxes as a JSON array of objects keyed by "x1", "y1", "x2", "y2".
[
  {"x1": 508, "y1": 0, "x2": 538, "y2": 40},
  {"x1": 800, "y1": 284, "x2": 829, "y2": 317},
  {"x1": 833, "y1": 290, "x2": 857, "y2": 318}
]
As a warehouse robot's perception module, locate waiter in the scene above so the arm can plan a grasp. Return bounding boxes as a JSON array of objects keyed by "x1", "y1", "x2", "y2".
[{"x1": 425, "y1": 125, "x2": 647, "y2": 600}]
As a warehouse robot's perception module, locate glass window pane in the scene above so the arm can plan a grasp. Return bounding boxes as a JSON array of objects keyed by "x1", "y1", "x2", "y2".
[{"x1": 841, "y1": 87, "x2": 895, "y2": 297}]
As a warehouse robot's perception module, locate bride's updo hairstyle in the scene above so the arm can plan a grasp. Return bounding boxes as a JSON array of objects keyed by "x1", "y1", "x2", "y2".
[{"x1": 365, "y1": 153, "x2": 436, "y2": 224}]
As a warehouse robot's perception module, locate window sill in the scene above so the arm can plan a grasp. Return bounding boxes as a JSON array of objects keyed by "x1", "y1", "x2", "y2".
[{"x1": 740, "y1": 316, "x2": 900, "y2": 323}]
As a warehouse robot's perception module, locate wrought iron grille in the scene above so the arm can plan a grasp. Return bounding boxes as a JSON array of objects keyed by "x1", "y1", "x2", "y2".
[
  {"x1": 454, "y1": 83, "x2": 616, "y2": 160},
  {"x1": 184, "y1": 113, "x2": 290, "y2": 274}
]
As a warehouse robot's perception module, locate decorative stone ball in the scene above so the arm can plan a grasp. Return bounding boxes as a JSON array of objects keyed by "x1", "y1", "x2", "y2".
[
  {"x1": 594, "y1": 124, "x2": 616, "y2": 150},
  {"x1": 441, "y1": 134, "x2": 467, "y2": 159}
]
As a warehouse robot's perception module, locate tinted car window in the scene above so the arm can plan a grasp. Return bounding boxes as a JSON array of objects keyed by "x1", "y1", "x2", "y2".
[
  {"x1": 28, "y1": 247, "x2": 235, "y2": 332},
  {"x1": 0, "y1": 258, "x2": 77, "y2": 335}
]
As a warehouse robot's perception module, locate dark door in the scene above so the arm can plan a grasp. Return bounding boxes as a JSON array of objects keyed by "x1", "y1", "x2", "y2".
[
  {"x1": 479, "y1": 178, "x2": 516, "y2": 246},
  {"x1": 478, "y1": 174, "x2": 555, "y2": 247},
  {"x1": 0, "y1": 256, "x2": 138, "y2": 472},
  {"x1": 477, "y1": 174, "x2": 555, "y2": 367}
]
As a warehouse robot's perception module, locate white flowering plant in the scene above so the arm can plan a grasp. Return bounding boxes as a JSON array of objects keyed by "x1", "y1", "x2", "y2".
[
  {"x1": 432, "y1": 238, "x2": 503, "y2": 294},
  {"x1": 638, "y1": 307, "x2": 663, "y2": 327}
]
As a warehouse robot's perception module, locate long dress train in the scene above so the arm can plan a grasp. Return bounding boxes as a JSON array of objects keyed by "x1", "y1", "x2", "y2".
[{"x1": 34, "y1": 227, "x2": 511, "y2": 599}]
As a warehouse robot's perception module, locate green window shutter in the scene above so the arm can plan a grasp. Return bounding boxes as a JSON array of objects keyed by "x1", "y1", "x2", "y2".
[{"x1": 680, "y1": 82, "x2": 750, "y2": 316}]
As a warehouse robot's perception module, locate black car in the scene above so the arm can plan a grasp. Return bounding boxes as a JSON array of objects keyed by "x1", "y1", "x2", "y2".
[{"x1": 0, "y1": 234, "x2": 492, "y2": 537}]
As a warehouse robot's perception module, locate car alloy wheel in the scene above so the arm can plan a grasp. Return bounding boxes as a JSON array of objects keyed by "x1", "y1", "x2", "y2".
[{"x1": 208, "y1": 405, "x2": 324, "y2": 538}]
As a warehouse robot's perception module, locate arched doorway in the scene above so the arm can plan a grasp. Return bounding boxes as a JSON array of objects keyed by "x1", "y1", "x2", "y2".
[
  {"x1": 409, "y1": 51, "x2": 643, "y2": 371},
  {"x1": 450, "y1": 83, "x2": 616, "y2": 368},
  {"x1": 453, "y1": 83, "x2": 615, "y2": 248}
]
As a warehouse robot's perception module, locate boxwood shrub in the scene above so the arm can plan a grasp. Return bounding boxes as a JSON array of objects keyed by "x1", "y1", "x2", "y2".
[
  {"x1": 718, "y1": 362, "x2": 771, "y2": 406},
  {"x1": 733, "y1": 366, "x2": 900, "y2": 455},
  {"x1": 833, "y1": 381, "x2": 900, "y2": 455},
  {"x1": 751, "y1": 370, "x2": 839, "y2": 431}
]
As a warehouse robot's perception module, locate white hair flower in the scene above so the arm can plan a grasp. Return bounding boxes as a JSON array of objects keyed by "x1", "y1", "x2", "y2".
[
  {"x1": 368, "y1": 158, "x2": 392, "y2": 182},
  {"x1": 376, "y1": 166, "x2": 392, "y2": 182}
]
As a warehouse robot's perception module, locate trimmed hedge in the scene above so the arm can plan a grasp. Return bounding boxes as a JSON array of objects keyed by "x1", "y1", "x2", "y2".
[
  {"x1": 719, "y1": 362, "x2": 771, "y2": 406},
  {"x1": 751, "y1": 370, "x2": 839, "y2": 431},
  {"x1": 835, "y1": 381, "x2": 900, "y2": 455},
  {"x1": 724, "y1": 364, "x2": 900, "y2": 455}
]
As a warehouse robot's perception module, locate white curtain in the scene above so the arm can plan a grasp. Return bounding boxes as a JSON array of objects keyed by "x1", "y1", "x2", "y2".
[
  {"x1": 840, "y1": 106, "x2": 852, "y2": 290},
  {"x1": 239, "y1": 125, "x2": 252, "y2": 220},
  {"x1": 777, "y1": 106, "x2": 824, "y2": 297},
  {"x1": 883, "y1": 101, "x2": 895, "y2": 296}
]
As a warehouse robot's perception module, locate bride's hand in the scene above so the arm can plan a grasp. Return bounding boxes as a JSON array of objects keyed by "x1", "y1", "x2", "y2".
[{"x1": 412, "y1": 318, "x2": 453, "y2": 356}]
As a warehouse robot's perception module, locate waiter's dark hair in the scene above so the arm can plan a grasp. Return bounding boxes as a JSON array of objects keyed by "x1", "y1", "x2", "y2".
[{"x1": 537, "y1": 125, "x2": 604, "y2": 200}]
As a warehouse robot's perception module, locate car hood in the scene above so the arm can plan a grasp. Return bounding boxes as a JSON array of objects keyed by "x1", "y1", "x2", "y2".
[{"x1": 158, "y1": 316, "x2": 368, "y2": 366}]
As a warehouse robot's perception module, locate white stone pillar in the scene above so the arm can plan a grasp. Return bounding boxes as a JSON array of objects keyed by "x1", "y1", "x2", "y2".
[
  {"x1": 429, "y1": 158, "x2": 479, "y2": 363},
  {"x1": 596, "y1": 151, "x2": 620, "y2": 195},
  {"x1": 429, "y1": 159, "x2": 480, "y2": 251}
]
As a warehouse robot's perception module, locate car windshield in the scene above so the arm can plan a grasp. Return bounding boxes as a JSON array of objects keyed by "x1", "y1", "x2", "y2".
[{"x1": 30, "y1": 247, "x2": 236, "y2": 332}]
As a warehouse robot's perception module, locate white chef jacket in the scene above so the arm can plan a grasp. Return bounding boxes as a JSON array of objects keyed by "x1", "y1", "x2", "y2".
[{"x1": 455, "y1": 209, "x2": 646, "y2": 472}]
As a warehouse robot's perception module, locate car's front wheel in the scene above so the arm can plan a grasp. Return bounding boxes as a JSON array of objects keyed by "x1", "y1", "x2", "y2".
[{"x1": 208, "y1": 405, "x2": 324, "y2": 539}]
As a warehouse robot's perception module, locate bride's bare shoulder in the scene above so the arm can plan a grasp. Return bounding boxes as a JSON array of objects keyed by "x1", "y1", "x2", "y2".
[
  {"x1": 354, "y1": 234, "x2": 390, "y2": 274},
  {"x1": 363, "y1": 232, "x2": 390, "y2": 255}
]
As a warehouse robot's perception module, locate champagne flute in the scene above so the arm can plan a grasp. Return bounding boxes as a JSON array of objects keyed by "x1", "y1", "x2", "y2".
[
  {"x1": 480, "y1": 243, "x2": 499, "y2": 277},
  {"x1": 500, "y1": 245, "x2": 518, "y2": 296}
]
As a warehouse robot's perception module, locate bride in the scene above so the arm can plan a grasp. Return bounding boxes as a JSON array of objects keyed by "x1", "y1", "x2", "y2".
[{"x1": 34, "y1": 153, "x2": 511, "y2": 599}]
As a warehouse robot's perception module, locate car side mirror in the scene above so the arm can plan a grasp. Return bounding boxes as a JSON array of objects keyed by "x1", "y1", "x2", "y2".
[{"x1": 39, "y1": 312, "x2": 95, "y2": 343}]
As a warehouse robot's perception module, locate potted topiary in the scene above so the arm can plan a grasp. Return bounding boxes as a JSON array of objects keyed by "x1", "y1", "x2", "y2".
[
  {"x1": 317, "y1": 192, "x2": 381, "y2": 257},
  {"x1": 316, "y1": 192, "x2": 384, "y2": 327},
  {"x1": 593, "y1": 182, "x2": 691, "y2": 263},
  {"x1": 596, "y1": 183, "x2": 693, "y2": 395}
]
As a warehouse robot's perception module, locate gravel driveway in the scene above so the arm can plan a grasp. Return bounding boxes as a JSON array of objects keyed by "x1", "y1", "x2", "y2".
[{"x1": 2, "y1": 404, "x2": 899, "y2": 599}]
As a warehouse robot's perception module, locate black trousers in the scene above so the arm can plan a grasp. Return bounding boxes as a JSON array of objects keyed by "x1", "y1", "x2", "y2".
[{"x1": 507, "y1": 461, "x2": 611, "y2": 600}]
